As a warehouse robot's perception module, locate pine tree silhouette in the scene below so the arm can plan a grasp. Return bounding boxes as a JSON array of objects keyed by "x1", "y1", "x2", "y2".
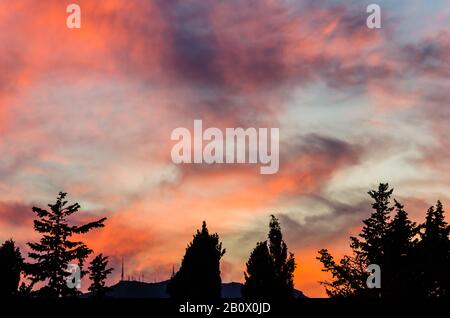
[
  {"x1": 384, "y1": 200, "x2": 418, "y2": 298},
  {"x1": 88, "y1": 254, "x2": 113, "y2": 298},
  {"x1": 26, "y1": 192, "x2": 106, "y2": 297},
  {"x1": 242, "y1": 215, "x2": 296, "y2": 299},
  {"x1": 167, "y1": 221, "x2": 225, "y2": 299},
  {"x1": 317, "y1": 248, "x2": 366, "y2": 298},
  {"x1": 352, "y1": 183, "x2": 393, "y2": 268},
  {"x1": 418, "y1": 201, "x2": 450, "y2": 297},
  {"x1": 318, "y1": 184, "x2": 450, "y2": 298},
  {"x1": 318, "y1": 183, "x2": 395, "y2": 298},
  {"x1": 0, "y1": 239, "x2": 23, "y2": 298}
]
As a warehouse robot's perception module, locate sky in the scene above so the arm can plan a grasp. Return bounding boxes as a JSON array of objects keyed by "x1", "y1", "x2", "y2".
[{"x1": 0, "y1": 0, "x2": 449, "y2": 297}]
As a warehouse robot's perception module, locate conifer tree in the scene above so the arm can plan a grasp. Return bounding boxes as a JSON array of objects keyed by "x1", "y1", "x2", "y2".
[
  {"x1": 243, "y1": 215, "x2": 296, "y2": 299},
  {"x1": 167, "y1": 221, "x2": 225, "y2": 299},
  {"x1": 318, "y1": 183, "x2": 395, "y2": 298},
  {"x1": 0, "y1": 239, "x2": 23, "y2": 297},
  {"x1": 418, "y1": 201, "x2": 450, "y2": 297},
  {"x1": 242, "y1": 242, "x2": 275, "y2": 298},
  {"x1": 318, "y1": 184, "x2": 450, "y2": 298},
  {"x1": 26, "y1": 192, "x2": 106, "y2": 297},
  {"x1": 384, "y1": 200, "x2": 418, "y2": 297},
  {"x1": 351, "y1": 183, "x2": 393, "y2": 266},
  {"x1": 88, "y1": 254, "x2": 113, "y2": 298},
  {"x1": 317, "y1": 248, "x2": 366, "y2": 298}
]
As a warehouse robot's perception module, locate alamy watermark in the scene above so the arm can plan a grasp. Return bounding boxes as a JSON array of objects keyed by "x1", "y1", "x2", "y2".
[
  {"x1": 366, "y1": 4, "x2": 382, "y2": 29},
  {"x1": 66, "y1": 264, "x2": 81, "y2": 289},
  {"x1": 66, "y1": 4, "x2": 81, "y2": 29},
  {"x1": 366, "y1": 264, "x2": 381, "y2": 288},
  {"x1": 65, "y1": 4, "x2": 380, "y2": 30},
  {"x1": 171, "y1": 120, "x2": 279, "y2": 174}
]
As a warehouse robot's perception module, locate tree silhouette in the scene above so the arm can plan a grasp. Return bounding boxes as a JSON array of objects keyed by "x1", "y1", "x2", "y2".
[
  {"x1": 318, "y1": 183, "x2": 395, "y2": 297},
  {"x1": 242, "y1": 215, "x2": 296, "y2": 299},
  {"x1": 417, "y1": 201, "x2": 450, "y2": 297},
  {"x1": 167, "y1": 221, "x2": 225, "y2": 299},
  {"x1": 242, "y1": 242, "x2": 276, "y2": 298},
  {"x1": 318, "y1": 183, "x2": 450, "y2": 298},
  {"x1": 317, "y1": 248, "x2": 366, "y2": 298},
  {"x1": 88, "y1": 254, "x2": 113, "y2": 298},
  {"x1": 383, "y1": 200, "x2": 418, "y2": 298},
  {"x1": 0, "y1": 239, "x2": 24, "y2": 297},
  {"x1": 26, "y1": 192, "x2": 106, "y2": 297},
  {"x1": 351, "y1": 183, "x2": 393, "y2": 269}
]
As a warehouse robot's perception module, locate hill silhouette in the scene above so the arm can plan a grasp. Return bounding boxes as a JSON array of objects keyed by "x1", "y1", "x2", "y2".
[{"x1": 84, "y1": 280, "x2": 306, "y2": 298}]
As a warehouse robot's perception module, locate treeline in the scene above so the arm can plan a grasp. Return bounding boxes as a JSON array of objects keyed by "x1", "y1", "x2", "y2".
[
  {"x1": 0, "y1": 191, "x2": 296, "y2": 299},
  {"x1": 317, "y1": 183, "x2": 450, "y2": 298},
  {"x1": 165, "y1": 183, "x2": 449, "y2": 299},
  {"x1": 167, "y1": 215, "x2": 296, "y2": 299},
  {"x1": 0, "y1": 184, "x2": 449, "y2": 299}
]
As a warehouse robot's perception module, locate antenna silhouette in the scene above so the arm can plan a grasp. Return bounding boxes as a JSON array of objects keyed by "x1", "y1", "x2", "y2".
[{"x1": 121, "y1": 257, "x2": 124, "y2": 281}]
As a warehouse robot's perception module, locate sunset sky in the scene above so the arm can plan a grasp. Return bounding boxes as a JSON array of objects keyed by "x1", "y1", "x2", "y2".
[{"x1": 0, "y1": 0, "x2": 449, "y2": 297}]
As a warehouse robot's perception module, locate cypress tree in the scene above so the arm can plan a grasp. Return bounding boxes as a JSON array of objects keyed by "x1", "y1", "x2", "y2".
[
  {"x1": 167, "y1": 221, "x2": 225, "y2": 299},
  {"x1": 243, "y1": 215, "x2": 296, "y2": 299},
  {"x1": 0, "y1": 239, "x2": 23, "y2": 297}
]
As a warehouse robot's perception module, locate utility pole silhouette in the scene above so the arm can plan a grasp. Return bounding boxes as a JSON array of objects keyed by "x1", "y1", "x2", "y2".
[{"x1": 121, "y1": 257, "x2": 124, "y2": 281}]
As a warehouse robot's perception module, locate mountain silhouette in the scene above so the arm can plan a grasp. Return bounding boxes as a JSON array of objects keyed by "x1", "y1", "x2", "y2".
[{"x1": 83, "y1": 280, "x2": 306, "y2": 298}]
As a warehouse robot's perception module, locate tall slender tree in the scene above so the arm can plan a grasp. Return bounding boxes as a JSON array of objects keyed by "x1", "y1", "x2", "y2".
[
  {"x1": 242, "y1": 242, "x2": 276, "y2": 298},
  {"x1": 167, "y1": 221, "x2": 225, "y2": 299},
  {"x1": 26, "y1": 192, "x2": 106, "y2": 297},
  {"x1": 352, "y1": 183, "x2": 393, "y2": 267},
  {"x1": 88, "y1": 254, "x2": 113, "y2": 298},
  {"x1": 383, "y1": 200, "x2": 418, "y2": 297},
  {"x1": 418, "y1": 201, "x2": 450, "y2": 297},
  {"x1": 0, "y1": 239, "x2": 24, "y2": 297},
  {"x1": 242, "y1": 215, "x2": 296, "y2": 299}
]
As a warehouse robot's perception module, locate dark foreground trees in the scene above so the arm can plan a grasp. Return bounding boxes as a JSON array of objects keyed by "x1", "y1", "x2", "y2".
[
  {"x1": 26, "y1": 192, "x2": 107, "y2": 297},
  {"x1": 167, "y1": 221, "x2": 225, "y2": 299},
  {"x1": 0, "y1": 239, "x2": 24, "y2": 297},
  {"x1": 88, "y1": 254, "x2": 113, "y2": 298},
  {"x1": 242, "y1": 215, "x2": 296, "y2": 299},
  {"x1": 418, "y1": 201, "x2": 450, "y2": 297},
  {"x1": 318, "y1": 183, "x2": 450, "y2": 298}
]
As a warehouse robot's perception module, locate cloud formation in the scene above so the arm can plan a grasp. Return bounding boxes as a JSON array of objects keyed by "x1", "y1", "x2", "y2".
[{"x1": 0, "y1": 0, "x2": 449, "y2": 297}]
